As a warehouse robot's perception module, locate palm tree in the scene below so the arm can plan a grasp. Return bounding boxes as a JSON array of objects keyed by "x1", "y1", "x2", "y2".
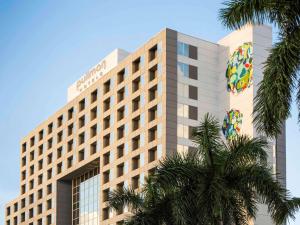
[
  {"x1": 108, "y1": 176, "x2": 175, "y2": 225},
  {"x1": 109, "y1": 114, "x2": 300, "y2": 225},
  {"x1": 219, "y1": 0, "x2": 300, "y2": 137}
]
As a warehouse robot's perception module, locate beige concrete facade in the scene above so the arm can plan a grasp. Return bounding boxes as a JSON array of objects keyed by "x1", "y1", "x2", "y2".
[{"x1": 5, "y1": 26, "x2": 285, "y2": 225}]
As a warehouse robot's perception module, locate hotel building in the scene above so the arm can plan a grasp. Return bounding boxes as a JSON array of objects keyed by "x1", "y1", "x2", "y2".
[{"x1": 5, "y1": 25, "x2": 285, "y2": 225}]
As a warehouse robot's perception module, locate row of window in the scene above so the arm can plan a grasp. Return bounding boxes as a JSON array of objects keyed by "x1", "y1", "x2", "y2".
[
  {"x1": 6, "y1": 214, "x2": 52, "y2": 225},
  {"x1": 6, "y1": 184, "x2": 52, "y2": 218},
  {"x1": 21, "y1": 60, "x2": 162, "y2": 155},
  {"x1": 178, "y1": 41, "x2": 198, "y2": 60},
  {"x1": 21, "y1": 103, "x2": 161, "y2": 171}
]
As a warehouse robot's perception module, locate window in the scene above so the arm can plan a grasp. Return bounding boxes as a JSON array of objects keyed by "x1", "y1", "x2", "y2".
[
  {"x1": 21, "y1": 198, "x2": 25, "y2": 208},
  {"x1": 57, "y1": 162, "x2": 62, "y2": 174},
  {"x1": 102, "y1": 189, "x2": 109, "y2": 202},
  {"x1": 38, "y1": 159, "x2": 43, "y2": 170},
  {"x1": 29, "y1": 193, "x2": 34, "y2": 204},
  {"x1": 117, "y1": 144, "x2": 124, "y2": 158},
  {"x1": 178, "y1": 42, "x2": 189, "y2": 57},
  {"x1": 29, "y1": 208, "x2": 34, "y2": 218},
  {"x1": 117, "y1": 163, "x2": 124, "y2": 177},
  {"x1": 103, "y1": 171, "x2": 110, "y2": 184},
  {"x1": 79, "y1": 115, "x2": 85, "y2": 128},
  {"x1": 103, "y1": 116, "x2": 110, "y2": 130},
  {"x1": 132, "y1": 116, "x2": 140, "y2": 131},
  {"x1": 132, "y1": 175, "x2": 140, "y2": 189},
  {"x1": 90, "y1": 124, "x2": 97, "y2": 138},
  {"x1": 21, "y1": 184, "x2": 26, "y2": 194},
  {"x1": 48, "y1": 138, "x2": 53, "y2": 149},
  {"x1": 102, "y1": 207, "x2": 109, "y2": 220},
  {"x1": 38, "y1": 174, "x2": 43, "y2": 185},
  {"x1": 6, "y1": 207, "x2": 10, "y2": 216},
  {"x1": 79, "y1": 99, "x2": 85, "y2": 111},
  {"x1": 78, "y1": 149, "x2": 85, "y2": 161},
  {"x1": 47, "y1": 199, "x2": 52, "y2": 210},
  {"x1": 22, "y1": 156, "x2": 26, "y2": 167},
  {"x1": 148, "y1": 147, "x2": 157, "y2": 162},
  {"x1": 38, "y1": 144, "x2": 43, "y2": 155},
  {"x1": 47, "y1": 184, "x2": 52, "y2": 195},
  {"x1": 132, "y1": 96, "x2": 140, "y2": 112},
  {"x1": 177, "y1": 124, "x2": 189, "y2": 139},
  {"x1": 29, "y1": 179, "x2": 34, "y2": 189},
  {"x1": 178, "y1": 62, "x2": 197, "y2": 80},
  {"x1": 21, "y1": 212, "x2": 25, "y2": 222},
  {"x1": 91, "y1": 89, "x2": 98, "y2": 103},
  {"x1": 46, "y1": 215, "x2": 52, "y2": 225},
  {"x1": 132, "y1": 156, "x2": 140, "y2": 170},
  {"x1": 30, "y1": 165, "x2": 34, "y2": 175},
  {"x1": 132, "y1": 57, "x2": 141, "y2": 73},
  {"x1": 149, "y1": 44, "x2": 158, "y2": 61},
  {"x1": 149, "y1": 85, "x2": 157, "y2": 102},
  {"x1": 38, "y1": 130, "x2": 43, "y2": 141},
  {"x1": 48, "y1": 123, "x2": 53, "y2": 134},
  {"x1": 103, "y1": 97, "x2": 110, "y2": 112},
  {"x1": 67, "y1": 140, "x2": 73, "y2": 152},
  {"x1": 103, "y1": 152, "x2": 110, "y2": 166},
  {"x1": 68, "y1": 107, "x2": 74, "y2": 120},
  {"x1": 30, "y1": 151, "x2": 34, "y2": 161},
  {"x1": 117, "y1": 87, "x2": 125, "y2": 103},
  {"x1": 117, "y1": 106, "x2": 125, "y2": 121},
  {"x1": 178, "y1": 104, "x2": 198, "y2": 120},
  {"x1": 21, "y1": 170, "x2": 26, "y2": 180},
  {"x1": 117, "y1": 68, "x2": 125, "y2": 84},
  {"x1": 149, "y1": 64, "x2": 158, "y2": 81},
  {"x1": 47, "y1": 153, "x2": 53, "y2": 164},
  {"x1": 57, "y1": 131, "x2": 63, "y2": 143},
  {"x1": 103, "y1": 134, "x2": 110, "y2": 148},
  {"x1": 67, "y1": 156, "x2": 73, "y2": 168},
  {"x1": 148, "y1": 126, "x2": 157, "y2": 142},
  {"x1": 117, "y1": 126, "x2": 125, "y2": 139},
  {"x1": 30, "y1": 136, "x2": 35, "y2": 147},
  {"x1": 189, "y1": 105, "x2": 198, "y2": 120},
  {"x1": 22, "y1": 142, "x2": 26, "y2": 153},
  {"x1": 37, "y1": 204, "x2": 42, "y2": 214},
  {"x1": 90, "y1": 142, "x2": 97, "y2": 155},
  {"x1": 57, "y1": 115, "x2": 63, "y2": 127},
  {"x1": 178, "y1": 42, "x2": 197, "y2": 59},
  {"x1": 178, "y1": 62, "x2": 189, "y2": 77},
  {"x1": 38, "y1": 189, "x2": 43, "y2": 199},
  {"x1": 13, "y1": 203, "x2": 18, "y2": 212},
  {"x1": 189, "y1": 85, "x2": 198, "y2": 100},
  {"x1": 132, "y1": 135, "x2": 140, "y2": 151},
  {"x1": 47, "y1": 169, "x2": 52, "y2": 180},
  {"x1": 132, "y1": 76, "x2": 141, "y2": 93},
  {"x1": 90, "y1": 107, "x2": 97, "y2": 120},
  {"x1": 57, "y1": 147, "x2": 62, "y2": 159},
  {"x1": 78, "y1": 132, "x2": 85, "y2": 145},
  {"x1": 103, "y1": 80, "x2": 110, "y2": 94}
]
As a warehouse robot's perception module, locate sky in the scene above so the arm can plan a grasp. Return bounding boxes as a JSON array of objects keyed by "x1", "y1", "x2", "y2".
[{"x1": 0, "y1": 0, "x2": 299, "y2": 224}]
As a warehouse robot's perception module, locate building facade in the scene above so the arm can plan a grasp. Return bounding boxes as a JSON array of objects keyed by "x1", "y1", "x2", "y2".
[{"x1": 5, "y1": 25, "x2": 285, "y2": 225}]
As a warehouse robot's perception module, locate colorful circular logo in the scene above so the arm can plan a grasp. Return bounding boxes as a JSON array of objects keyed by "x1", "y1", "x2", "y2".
[
  {"x1": 226, "y1": 42, "x2": 253, "y2": 93},
  {"x1": 222, "y1": 109, "x2": 243, "y2": 140}
]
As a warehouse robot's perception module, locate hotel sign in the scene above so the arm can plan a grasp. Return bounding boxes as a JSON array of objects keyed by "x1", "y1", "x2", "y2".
[
  {"x1": 67, "y1": 48, "x2": 129, "y2": 102},
  {"x1": 76, "y1": 60, "x2": 107, "y2": 92}
]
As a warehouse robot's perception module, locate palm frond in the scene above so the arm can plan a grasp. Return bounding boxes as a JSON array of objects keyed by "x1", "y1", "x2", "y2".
[
  {"x1": 192, "y1": 113, "x2": 222, "y2": 167},
  {"x1": 108, "y1": 188, "x2": 143, "y2": 212},
  {"x1": 254, "y1": 27, "x2": 300, "y2": 136},
  {"x1": 219, "y1": 0, "x2": 276, "y2": 29},
  {"x1": 225, "y1": 135, "x2": 269, "y2": 170}
]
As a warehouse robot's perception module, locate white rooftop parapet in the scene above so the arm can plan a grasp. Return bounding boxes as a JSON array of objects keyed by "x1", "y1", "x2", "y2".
[{"x1": 67, "y1": 48, "x2": 130, "y2": 102}]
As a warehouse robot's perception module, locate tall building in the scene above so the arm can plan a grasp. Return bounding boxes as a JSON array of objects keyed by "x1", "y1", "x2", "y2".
[{"x1": 5, "y1": 25, "x2": 285, "y2": 225}]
